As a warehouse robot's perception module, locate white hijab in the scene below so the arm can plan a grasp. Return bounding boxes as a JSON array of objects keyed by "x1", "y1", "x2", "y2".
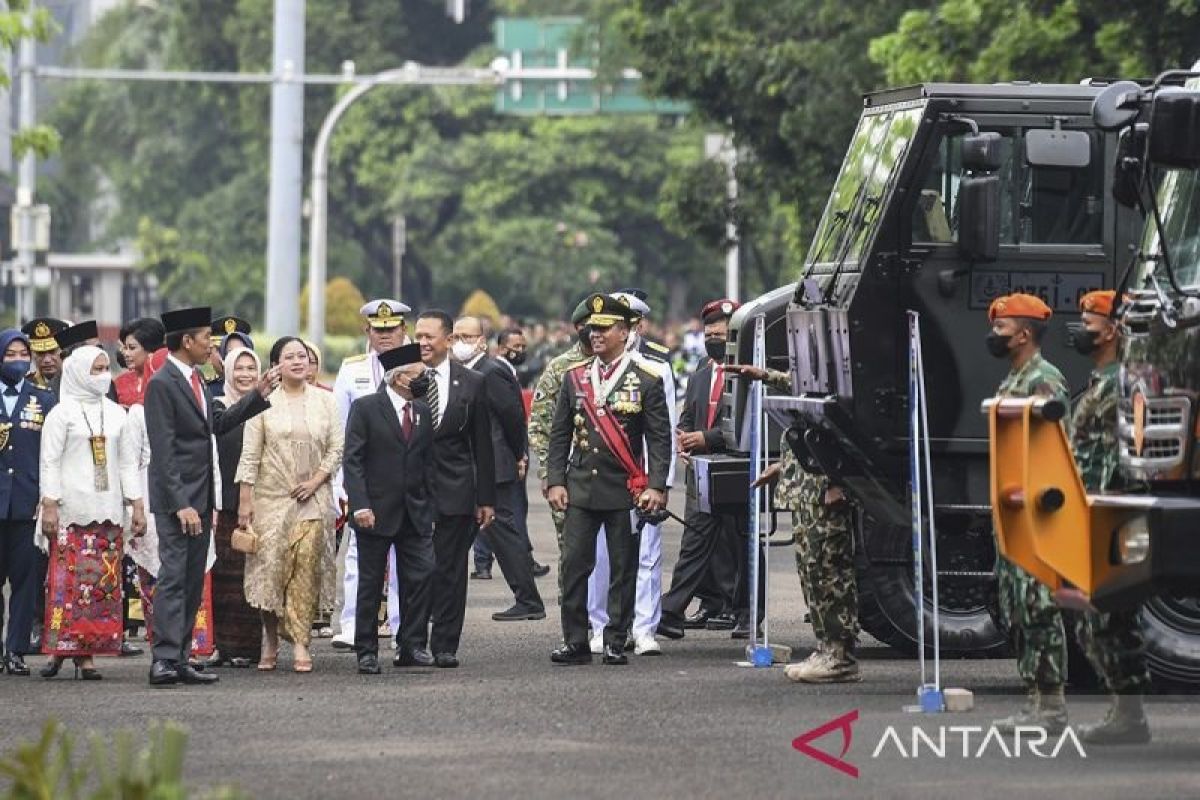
[
  {"x1": 59, "y1": 344, "x2": 109, "y2": 404},
  {"x1": 221, "y1": 347, "x2": 261, "y2": 406}
]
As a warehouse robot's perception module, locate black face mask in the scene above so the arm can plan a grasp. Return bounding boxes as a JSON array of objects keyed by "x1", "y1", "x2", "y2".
[
  {"x1": 576, "y1": 326, "x2": 593, "y2": 349},
  {"x1": 407, "y1": 374, "x2": 430, "y2": 399},
  {"x1": 704, "y1": 339, "x2": 726, "y2": 362},
  {"x1": 986, "y1": 332, "x2": 1013, "y2": 359},
  {"x1": 505, "y1": 349, "x2": 527, "y2": 366},
  {"x1": 1070, "y1": 324, "x2": 1100, "y2": 356}
]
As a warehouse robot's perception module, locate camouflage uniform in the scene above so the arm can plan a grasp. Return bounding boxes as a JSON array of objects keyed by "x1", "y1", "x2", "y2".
[
  {"x1": 994, "y1": 352, "x2": 1070, "y2": 690},
  {"x1": 1069, "y1": 362, "x2": 1151, "y2": 695},
  {"x1": 528, "y1": 341, "x2": 588, "y2": 587},
  {"x1": 768, "y1": 371, "x2": 859, "y2": 654}
]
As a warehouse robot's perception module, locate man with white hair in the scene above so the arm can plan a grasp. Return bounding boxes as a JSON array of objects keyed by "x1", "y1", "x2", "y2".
[
  {"x1": 330, "y1": 298, "x2": 411, "y2": 651},
  {"x1": 586, "y1": 288, "x2": 677, "y2": 657}
]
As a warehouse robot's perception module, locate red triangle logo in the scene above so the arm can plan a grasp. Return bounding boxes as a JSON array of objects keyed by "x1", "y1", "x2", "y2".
[{"x1": 792, "y1": 709, "x2": 859, "y2": 778}]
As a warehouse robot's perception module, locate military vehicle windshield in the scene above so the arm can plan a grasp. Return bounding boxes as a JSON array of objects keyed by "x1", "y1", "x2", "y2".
[
  {"x1": 805, "y1": 103, "x2": 925, "y2": 268},
  {"x1": 1144, "y1": 167, "x2": 1200, "y2": 289}
]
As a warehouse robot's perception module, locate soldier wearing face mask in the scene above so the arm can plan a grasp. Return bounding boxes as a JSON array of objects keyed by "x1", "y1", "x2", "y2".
[{"x1": 985, "y1": 293, "x2": 1072, "y2": 735}]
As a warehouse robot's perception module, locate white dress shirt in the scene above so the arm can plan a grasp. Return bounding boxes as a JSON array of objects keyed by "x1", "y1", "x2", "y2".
[{"x1": 168, "y1": 353, "x2": 205, "y2": 418}]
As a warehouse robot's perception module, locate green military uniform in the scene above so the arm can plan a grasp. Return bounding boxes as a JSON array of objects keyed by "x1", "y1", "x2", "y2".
[
  {"x1": 1070, "y1": 361, "x2": 1151, "y2": 697},
  {"x1": 546, "y1": 296, "x2": 672, "y2": 653},
  {"x1": 995, "y1": 352, "x2": 1071, "y2": 694}
]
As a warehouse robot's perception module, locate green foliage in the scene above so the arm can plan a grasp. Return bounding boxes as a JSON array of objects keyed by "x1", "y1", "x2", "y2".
[
  {"x1": 300, "y1": 276, "x2": 367, "y2": 337},
  {"x1": 0, "y1": 719, "x2": 245, "y2": 800},
  {"x1": 459, "y1": 288, "x2": 502, "y2": 325}
]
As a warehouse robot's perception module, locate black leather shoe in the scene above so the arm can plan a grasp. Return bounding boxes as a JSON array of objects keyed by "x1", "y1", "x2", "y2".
[
  {"x1": 4, "y1": 654, "x2": 29, "y2": 676},
  {"x1": 656, "y1": 617, "x2": 685, "y2": 640},
  {"x1": 177, "y1": 664, "x2": 219, "y2": 685},
  {"x1": 393, "y1": 648, "x2": 434, "y2": 668},
  {"x1": 40, "y1": 658, "x2": 63, "y2": 679},
  {"x1": 119, "y1": 640, "x2": 144, "y2": 658},
  {"x1": 78, "y1": 667, "x2": 103, "y2": 681},
  {"x1": 149, "y1": 660, "x2": 180, "y2": 686},
  {"x1": 731, "y1": 619, "x2": 762, "y2": 640},
  {"x1": 550, "y1": 643, "x2": 593, "y2": 665},
  {"x1": 705, "y1": 612, "x2": 737, "y2": 631},
  {"x1": 434, "y1": 652, "x2": 459, "y2": 668},
  {"x1": 602, "y1": 644, "x2": 629, "y2": 665},
  {"x1": 470, "y1": 569, "x2": 492, "y2": 580},
  {"x1": 684, "y1": 608, "x2": 720, "y2": 629},
  {"x1": 357, "y1": 655, "x2": 381, "y2": 674},
  {"x1": 491, "y1": 604, "x2": 547, "y2": 622},
  {"x1": 531, "y1": 561, "x2": 551, "y2": 578}
]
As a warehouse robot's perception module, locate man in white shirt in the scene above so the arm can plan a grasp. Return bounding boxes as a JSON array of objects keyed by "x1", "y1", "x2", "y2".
[{"x1": 330, "y1": 298, "x2": 411, "y2": 651}]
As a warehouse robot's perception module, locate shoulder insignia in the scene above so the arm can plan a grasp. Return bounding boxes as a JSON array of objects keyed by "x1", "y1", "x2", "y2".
[
  {"x1": 634, "y1": 363, "x2": 662, "y2": 380},
  {"x1": 645, "y1": 340, "x2": 670, "y2": 354}
]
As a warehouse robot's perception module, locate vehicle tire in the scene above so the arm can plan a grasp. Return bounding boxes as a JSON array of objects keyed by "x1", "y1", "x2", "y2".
[
  {"x1": 855, "y1": 510, "x2": 1009, "y2": 658},
  {"x1": 1139, "y1": 594, "x2": 1200, "y2": 689}
]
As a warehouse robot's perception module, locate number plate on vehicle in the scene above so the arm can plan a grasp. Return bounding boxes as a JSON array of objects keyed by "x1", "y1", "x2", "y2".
[{"x1": 970, "y1": 271, "x2": 1104, "y2": 312}]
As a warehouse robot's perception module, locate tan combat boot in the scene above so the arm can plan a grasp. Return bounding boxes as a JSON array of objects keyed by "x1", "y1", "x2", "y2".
[
  {"x1": 784, "y1": 644, "x2": 827, "y2": 682},
  {"x1": 786, "y1": 643, "x2": 860, "y2": 684},
  {"x1": 992, "y1": 686, "x2": 1040, "y2": 734},
  {"x1": 1034, "y1": 685, "x2": 1069, "y2": 734},
  {"x1": 1078, "y1": 694, "x2": 1151, "y2": 745}
]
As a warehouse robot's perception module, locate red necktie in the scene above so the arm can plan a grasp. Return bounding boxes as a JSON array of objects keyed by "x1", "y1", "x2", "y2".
[
  {"x1": 189, "y1": 370, "x2": 206, "y2": 414},
  {"x1": 401, "y1": 403, "x2": 413, "y2": 441},
  {"x1": 706, "y1": 365, "x2": 724, "y2": 429}
]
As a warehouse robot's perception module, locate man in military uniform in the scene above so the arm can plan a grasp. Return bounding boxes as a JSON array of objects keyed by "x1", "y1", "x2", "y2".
[
  {"x1": 20, "y1": 318, "x2": 67, "y2": 392},
  {"x1": 528, "y1": 298, "x2": 593, "y2": 591},
  {"x1": 985, "y1": 293, "x2": 1072, "y2": 733},
  {"x1": 739, "y1": 363, "x2": 861, "y2": 681},
  {"x1": 546, "y1": 294, "x2": 672, "y2": 665},
  {"x1": 1063, "y1": 290, "x2": 1152, "y2": 744},
  {"x1": 585, "y1": 290, "x2": 677, "y2": 656},
  {"x1": 330, "y1": 298, "x2": 411, "y2": 650}
]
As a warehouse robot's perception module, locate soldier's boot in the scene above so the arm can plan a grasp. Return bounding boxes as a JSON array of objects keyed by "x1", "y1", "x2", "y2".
[
  {"x1": 784, "y1": 643, "x2": 827, "y2": 682},
  {"x1": 992, "y1": 686, "x2": 1040, "y2": 734},
  {"x1": 1078, "y1": 694, "x2": 1151, "y2": 746},
  {"x1": 787, "y1": 643, "x2": 860, "y2": 684},
  {"x1": 1033, "y1": 685, "x2": 1069, "y2": 735}
]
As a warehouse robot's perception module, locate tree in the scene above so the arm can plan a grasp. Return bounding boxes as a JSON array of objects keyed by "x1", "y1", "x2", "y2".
[{"x1": 300, "y1": 276, "x2": 366, "y2": 336}]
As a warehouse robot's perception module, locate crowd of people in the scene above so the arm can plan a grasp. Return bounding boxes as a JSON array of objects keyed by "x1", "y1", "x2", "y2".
[{"x1": 0, "y1": 285, "x2": 1150, "y2": 746}]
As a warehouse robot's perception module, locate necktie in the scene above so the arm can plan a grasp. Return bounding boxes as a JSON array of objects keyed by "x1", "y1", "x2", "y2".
[
  {"x1": 3, "y1": 385, "x2": 16, "y2": 417},
  {"x1": 3, "y1": 386, "x2": 17, "y2": 396},
  {"x1": 706, "y1": 365, "x2": 725, "y2": 429},
  {"x1": 426, "y1": 368, "x2": 440, "y2": 429},
  {"x1": 401, "y1": 403, "x2": 413, "y2": 441},
  {"x1": 189, "y1": 370, "x2": 205, "y2": 414}
]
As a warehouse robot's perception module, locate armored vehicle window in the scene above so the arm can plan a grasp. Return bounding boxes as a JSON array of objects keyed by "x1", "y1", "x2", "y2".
[
  {"x1": 1144, "y1": 167, "x2": 1200, "y2": 288},
  {"x1": 913, "y1": 127, "x2": 1104, "y2": 247}
]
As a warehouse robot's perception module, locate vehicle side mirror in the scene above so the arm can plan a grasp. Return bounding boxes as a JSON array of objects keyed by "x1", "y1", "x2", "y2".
[
  {"x1": 961, "y1": 132, "x2": 1004, "y2": 172},
  {"x1": 1113, "y1": 123, "x2": 1148, "y2": 209},
  {"x1": 1148, "y1": 89, "x2": 1200, "y2": 169},
  {"x1": 1025, "y1": 129, "x2": 1091, "y2": 168},
  {"x1": 957, "y1": 175, "x2": 1000, "y2": 262}
]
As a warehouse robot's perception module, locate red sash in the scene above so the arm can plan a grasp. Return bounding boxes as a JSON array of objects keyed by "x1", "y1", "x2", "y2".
[{"x1": 568, "y1": 368, "x2": 649, "y2": 498}]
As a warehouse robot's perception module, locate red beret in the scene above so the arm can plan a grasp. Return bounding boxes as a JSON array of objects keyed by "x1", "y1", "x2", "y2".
[
  {"x1": 701, "y1": 298, "x2": 740, "y2": 324},
  {"x1": 988, "y1": 293, "x2": 1052, "y2": 323}
]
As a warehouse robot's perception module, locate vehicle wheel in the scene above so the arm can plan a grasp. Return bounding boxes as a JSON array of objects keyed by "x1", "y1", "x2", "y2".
[
  {"x1": 855, "y1": 511, "x2": 1009, "y2": 658},
  {"x1": 1139, "y1": 594, "x2": 1200, "y2": 689}
]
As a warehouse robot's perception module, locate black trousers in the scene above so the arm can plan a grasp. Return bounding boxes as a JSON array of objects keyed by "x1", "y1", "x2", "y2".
[
  {"x1": 560, "y1": 505, "x2": 639, "y2": 647},
  {"x1": 430, "y1": 513, "x2": 477, "y2": 655},
  {"x1": 151, "y1": 513, "x2": 211, "y2": 664},
  {"x1": 479, "y1": 481, "x2": 544, "y2": 611},
  {"x1": 476, "y1": 474, "x2": 534, "y2": 571},
  {"x1": 355, "y1": 525, "x2": 434, "y2": 658},
  {"x1": 0, "y1": 519, "x2": 40, "y2": 655},
  {"x1": 661, "y1": 499, "x2": 741, "y2": 623}
]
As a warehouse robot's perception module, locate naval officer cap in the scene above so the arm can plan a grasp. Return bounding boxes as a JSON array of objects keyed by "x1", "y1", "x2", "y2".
[
  {"x1": 378, "y1": 342, "x2": 422, "y2": 371},
  {"x1": 361, "y1": 298, "x2": 411, "y2": 329},
  {"x1": 611, "y1": 290, "x2": 651, "y2": 320},
  {"x1": 21, "y1": 317, "x2": 68, "y2": 353},
  {"x1": 584, "y1": 293, "x2": 637, "y2": 328}
]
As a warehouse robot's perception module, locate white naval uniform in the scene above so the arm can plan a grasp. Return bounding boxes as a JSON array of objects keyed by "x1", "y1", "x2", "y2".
[
  {"x1": 587, "y1": 336, "x2": 677, "y2": 640},
  {"x1": 333, "y1": 351, "x2": 401, "y2": 639}
]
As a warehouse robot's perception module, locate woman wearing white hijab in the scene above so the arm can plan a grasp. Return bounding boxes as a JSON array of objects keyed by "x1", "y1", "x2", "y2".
[{"x1": 37, "y1": 345, "x2": 145, "y2": 679}]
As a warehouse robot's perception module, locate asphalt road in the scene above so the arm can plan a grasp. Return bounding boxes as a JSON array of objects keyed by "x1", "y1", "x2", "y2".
[{"x1": 2, "y1": 483, "x2": 1198, "y2": 799}]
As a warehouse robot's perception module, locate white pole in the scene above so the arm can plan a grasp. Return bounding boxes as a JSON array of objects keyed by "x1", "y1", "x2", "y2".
[
  {"x1": 725, "y1": 144, "x2": 739, "y2": 302},
  {"x1": 747, "y1": 314, "x2": 766, "y2": 662},
  {"x1": 914, "y1": 316, "x2": 942, "y2": 690},
  {"x1": 265, "y1": 0, "x2": 305, "y2": 336},
  {"x1": 907, "y1": 311, "x2": 926, "y2": 688},
  {"x1": 14, "y1": 4, "x2": 36, "y2": 322}
]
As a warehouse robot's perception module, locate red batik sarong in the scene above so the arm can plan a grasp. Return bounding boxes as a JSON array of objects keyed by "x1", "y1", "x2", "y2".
[
  {"x1": 42, "y1": 521, "x2": 124, "y2": 657},
  {"x1": 138, "y1": 570, "x2": 216, "y2": 657}
]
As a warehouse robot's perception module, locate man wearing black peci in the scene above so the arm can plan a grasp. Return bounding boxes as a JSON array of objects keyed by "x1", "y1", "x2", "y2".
[
  {"x1": 546, "y1": 293, "x2": 672, "y2": 666},
  {"x1": 414, "y1": 309, "x2": 496, "y2": 668},
  {"x1": 342, "y1": 344, "x2": 438, "y2": 675},
  {"x1": 144, "y1": 307, "x2": 279, "y2": 687}
]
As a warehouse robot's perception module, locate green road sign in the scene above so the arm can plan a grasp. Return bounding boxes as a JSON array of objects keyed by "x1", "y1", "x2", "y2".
[{"x1": 494, "y1": 17, "x2": 689, "y2": 116}]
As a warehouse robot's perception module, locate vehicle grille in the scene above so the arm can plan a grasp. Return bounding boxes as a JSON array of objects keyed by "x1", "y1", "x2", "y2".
[{"x1": 1119, "y1": 395, "x2": 1190, "y2": 477}]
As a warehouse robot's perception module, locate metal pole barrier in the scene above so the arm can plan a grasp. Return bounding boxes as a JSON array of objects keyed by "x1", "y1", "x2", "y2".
[
  {"x1": 914, "y1": 314, "x2": 942, "y2": 696},
  {"x1": 746, "y1": 314, "x2": 772, "y2": 667}
]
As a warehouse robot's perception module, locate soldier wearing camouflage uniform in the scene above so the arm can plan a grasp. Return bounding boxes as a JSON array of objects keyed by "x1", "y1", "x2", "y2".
[
  {"x1": 528, "y1": 300, "x2": 593, "y2": 591},
  {"x1": 742, "y1": 366, "x2": 860, "y2": 683},
  {"x1": 986, "y1": 293, "x2": 1071, "y2": 734},
  {"x1": 1066, "y1": 290, "x2": 1152, "y2": 745}
]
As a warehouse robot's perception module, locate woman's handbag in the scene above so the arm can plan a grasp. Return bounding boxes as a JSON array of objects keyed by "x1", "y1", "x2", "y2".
[{"x1": 230, "y1": 524, "x2": 259, "y2": 555}]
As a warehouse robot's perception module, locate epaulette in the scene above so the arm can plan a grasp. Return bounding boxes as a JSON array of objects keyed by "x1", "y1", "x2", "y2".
[
  {"x1": 342, "y1": 354, "x2": 368, "y2": 364},
  {"x1": 634, "y1": 362, "x2": 664, "y2": 380},
  {"x1": 644, "y1": 340, "x2": 670, "y2": 354},
  {"x1": 639, "y1": 339, "x2": 670, "y2": 363}
]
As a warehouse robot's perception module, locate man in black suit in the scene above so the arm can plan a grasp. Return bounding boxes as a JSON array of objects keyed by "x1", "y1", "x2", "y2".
[
  {"x1": 342, "y1": 344, "x2": 438, "y2": 674},
  {"x1": 414, "y1": 310, "x2": 496, "y2": 666},
  {"x1": 144, "y1": 307, "x2": 278, "y2": 687},
  {"x1": 546, "y1": 294, "x2": 672, "y2": 665},
  {"x1": 451, "y1": 316, "x2": 545, "y2": 622},
  {"x1": 657, "y1": 299, "x2": 743, "y2": 640}
]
